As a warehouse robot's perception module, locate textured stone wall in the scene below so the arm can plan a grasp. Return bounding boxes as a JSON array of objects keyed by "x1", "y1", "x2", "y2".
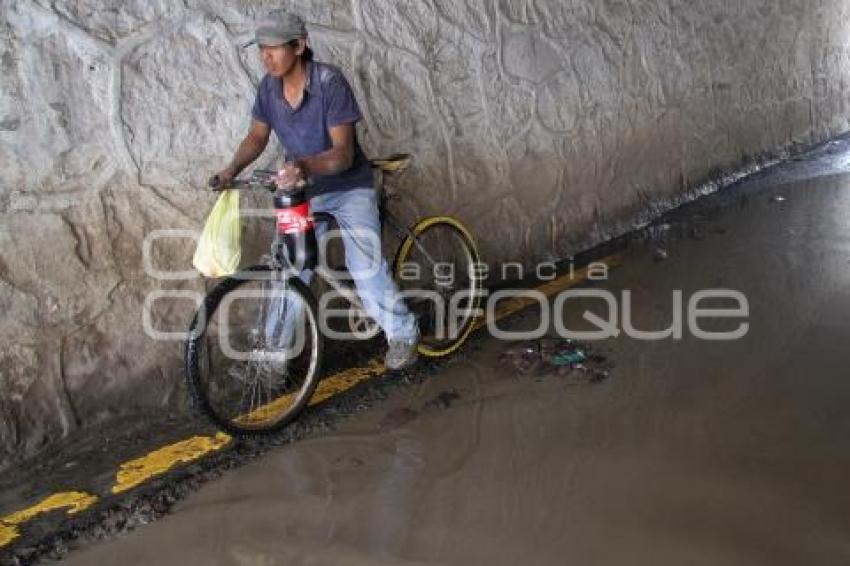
[{"x1": 2, "y1": 0, "x2": 850, "y2": 469}]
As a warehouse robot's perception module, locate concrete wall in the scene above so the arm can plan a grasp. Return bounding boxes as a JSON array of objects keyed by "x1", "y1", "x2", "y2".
[{"x1": 2, "y1": 0, "x2": 850, "y2": 469}]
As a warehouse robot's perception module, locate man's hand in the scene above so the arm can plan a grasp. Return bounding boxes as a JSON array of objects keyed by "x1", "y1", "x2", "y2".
[
  {"x1": 210, "y1": 166, "x2": 237, "y2": 189},
  {"x1": 276, "y1": 161, "x2": 306, "y2": 189}
]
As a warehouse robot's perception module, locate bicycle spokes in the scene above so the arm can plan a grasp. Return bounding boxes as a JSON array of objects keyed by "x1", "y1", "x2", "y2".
[{"x1": 191, "y1": 272, "x2": 320, "y2": 431}]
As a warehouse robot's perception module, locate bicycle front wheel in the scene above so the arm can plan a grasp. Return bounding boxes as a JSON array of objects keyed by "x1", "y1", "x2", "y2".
[
  {"x1": 184, "y1": 265, "x2": 323, "y2": 436},
  {"x1": 393, "y1": 216, "x2": 482, "y2": 358}
]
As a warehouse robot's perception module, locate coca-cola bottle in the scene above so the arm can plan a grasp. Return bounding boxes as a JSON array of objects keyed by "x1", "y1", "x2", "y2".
[{"x1": 273, "y1": 189, "x2": 317, "y2": 271}]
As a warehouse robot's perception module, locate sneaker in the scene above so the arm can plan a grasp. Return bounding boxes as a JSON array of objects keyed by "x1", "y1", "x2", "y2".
[{"x1": 385, "y1": 336, "x2": 419, "y2": 370}]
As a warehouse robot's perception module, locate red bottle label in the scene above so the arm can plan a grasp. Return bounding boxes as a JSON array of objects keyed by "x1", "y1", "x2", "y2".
[{"x1": 276, "y1": 203, "x2": 313, "y2": 234}]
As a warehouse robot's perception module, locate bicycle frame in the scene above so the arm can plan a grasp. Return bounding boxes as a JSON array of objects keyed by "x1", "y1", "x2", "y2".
[
  {"x1": 290, "y1": 201, "x2": 440, "y2": 318},
  {"x1": 221, "y1": 166, "x2": 446, "y2": 340}
]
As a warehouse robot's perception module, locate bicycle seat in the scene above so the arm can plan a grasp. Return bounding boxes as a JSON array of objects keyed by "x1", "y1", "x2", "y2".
[{"x1": 370, "y1": 153, "x2": 412, "y2": 173}]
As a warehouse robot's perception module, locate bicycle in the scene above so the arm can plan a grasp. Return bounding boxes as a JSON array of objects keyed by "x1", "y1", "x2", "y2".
[{"x1": 184, "y1": 154, "x2": 482, "y2": 436}]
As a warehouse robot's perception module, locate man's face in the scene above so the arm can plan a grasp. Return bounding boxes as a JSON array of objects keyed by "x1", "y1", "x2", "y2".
[{"x1": 259, "y1": 41, "x2": 303, "y2": 77}]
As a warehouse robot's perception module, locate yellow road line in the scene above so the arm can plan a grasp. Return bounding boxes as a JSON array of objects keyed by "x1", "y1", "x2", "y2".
[
  {"x1": 308, "y1": 358, "x2": 386, "y2": 406},
  {"x1": 0, "y1": 523, "x2": 17, "y2": 548},
  {"x1": 234, "y1": 359, "x2": 386, "y2": 426},
  {"x1": 112, "y1": 433, "x2": 232, "y2": 494},
  {"x1": 2, "y1": 491, "x2": 98, "y2": 524},
  {"x1": 111, "y1": 359, "x2": 389, "y2": 498},
  {"x1": 0, "y1": 491, "x2": 99, "y2": 546},
  {"x1": 0, "y1": 253, "x2": 621, "y2": 548}
]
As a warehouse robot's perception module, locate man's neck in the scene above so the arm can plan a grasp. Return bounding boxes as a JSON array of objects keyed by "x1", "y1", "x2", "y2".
[{"x1": 281, "y1": 59, "x2": 307, "y2": 97}]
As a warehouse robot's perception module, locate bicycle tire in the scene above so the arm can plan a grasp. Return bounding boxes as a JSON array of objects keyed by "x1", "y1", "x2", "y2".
[
  {"x1": 393, "y1": 216, "x2": 482, "y2": 358},
  {"x1": 184, "y1": 265, "x2": 323, "y2": 436}
]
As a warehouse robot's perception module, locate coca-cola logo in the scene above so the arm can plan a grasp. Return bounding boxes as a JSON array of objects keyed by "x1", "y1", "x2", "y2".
[{"x1": 276, "y1": 204, "x2": 313, "y2": 234}]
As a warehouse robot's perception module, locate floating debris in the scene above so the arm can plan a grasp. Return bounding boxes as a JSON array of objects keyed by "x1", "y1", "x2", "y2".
[
  {"x1": 498, "y1": 339, "x2": 612, "y2": 383},
  {"x1": 770, "y1": 195, "x2": 787, "y2": 203},
  {"x1": 551, "y1": 349, "x2": 587, "y2": 367}
]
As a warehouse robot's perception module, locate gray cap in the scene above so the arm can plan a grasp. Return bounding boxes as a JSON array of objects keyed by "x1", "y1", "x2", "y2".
[{"x1": 243, "y1": 12, "x2": 307, "y2": 48}]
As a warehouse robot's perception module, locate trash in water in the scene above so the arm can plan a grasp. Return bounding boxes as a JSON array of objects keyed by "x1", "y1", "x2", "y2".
[
  {"x1": 498, "y1": 338, "x2": 612, "y2": 383},
  {"x1": 551, "y1": 349, "x2": 587, "y2": 367},
  {"x1": 770, "y1": 195, "x2": 787, "y2": 203}
]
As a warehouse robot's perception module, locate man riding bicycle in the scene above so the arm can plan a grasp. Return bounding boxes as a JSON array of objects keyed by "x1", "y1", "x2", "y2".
[{"x1": 213, "y1": 12, "x2": 419, "y2": 370}]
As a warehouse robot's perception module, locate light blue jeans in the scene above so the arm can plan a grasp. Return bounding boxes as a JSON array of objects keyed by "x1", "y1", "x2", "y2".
[{"x1": 264, "y1": 188, "x2": 418, "y2": 348}]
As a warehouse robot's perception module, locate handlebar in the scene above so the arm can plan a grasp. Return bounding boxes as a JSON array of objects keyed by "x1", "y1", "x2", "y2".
[{"x1": 209, "y1": 169, "x2": 307, "y2": 194}]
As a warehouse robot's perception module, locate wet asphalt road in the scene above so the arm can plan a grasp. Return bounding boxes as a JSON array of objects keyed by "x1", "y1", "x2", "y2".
[{"x1": 50, "y1": 140, "x2": 850, "y2": 564}]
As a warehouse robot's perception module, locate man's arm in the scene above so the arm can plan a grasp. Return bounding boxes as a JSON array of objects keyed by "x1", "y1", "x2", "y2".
[
  {"x1": 215, "y1": 120, "x2": 271, "y2": 185},
  {"x1": 295, "y1": 123, "x2": 356, "y2": 177}
]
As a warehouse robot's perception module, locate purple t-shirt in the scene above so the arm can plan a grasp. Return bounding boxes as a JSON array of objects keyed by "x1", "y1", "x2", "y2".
[{"x1": 252, "y1": 61, "x2": 374, "y2": 196}]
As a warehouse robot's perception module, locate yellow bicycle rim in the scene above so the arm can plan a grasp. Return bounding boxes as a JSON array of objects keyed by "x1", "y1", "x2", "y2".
[{"x1": 393, "y1": 216, "x2": 481, "y2": 358}]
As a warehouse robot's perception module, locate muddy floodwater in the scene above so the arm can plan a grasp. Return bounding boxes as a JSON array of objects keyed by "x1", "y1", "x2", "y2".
[{"x1": 64, "y1": 142, "x2": 850, "y2": 564}]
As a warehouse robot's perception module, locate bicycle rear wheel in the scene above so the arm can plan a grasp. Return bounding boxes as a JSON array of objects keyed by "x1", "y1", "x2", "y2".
[
  {"x1": 393, "y1": 216, "x2": 482, "y2": 357},
  {"x1": 184, "y1": 265, "x2": 323, "y2": 436}
]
